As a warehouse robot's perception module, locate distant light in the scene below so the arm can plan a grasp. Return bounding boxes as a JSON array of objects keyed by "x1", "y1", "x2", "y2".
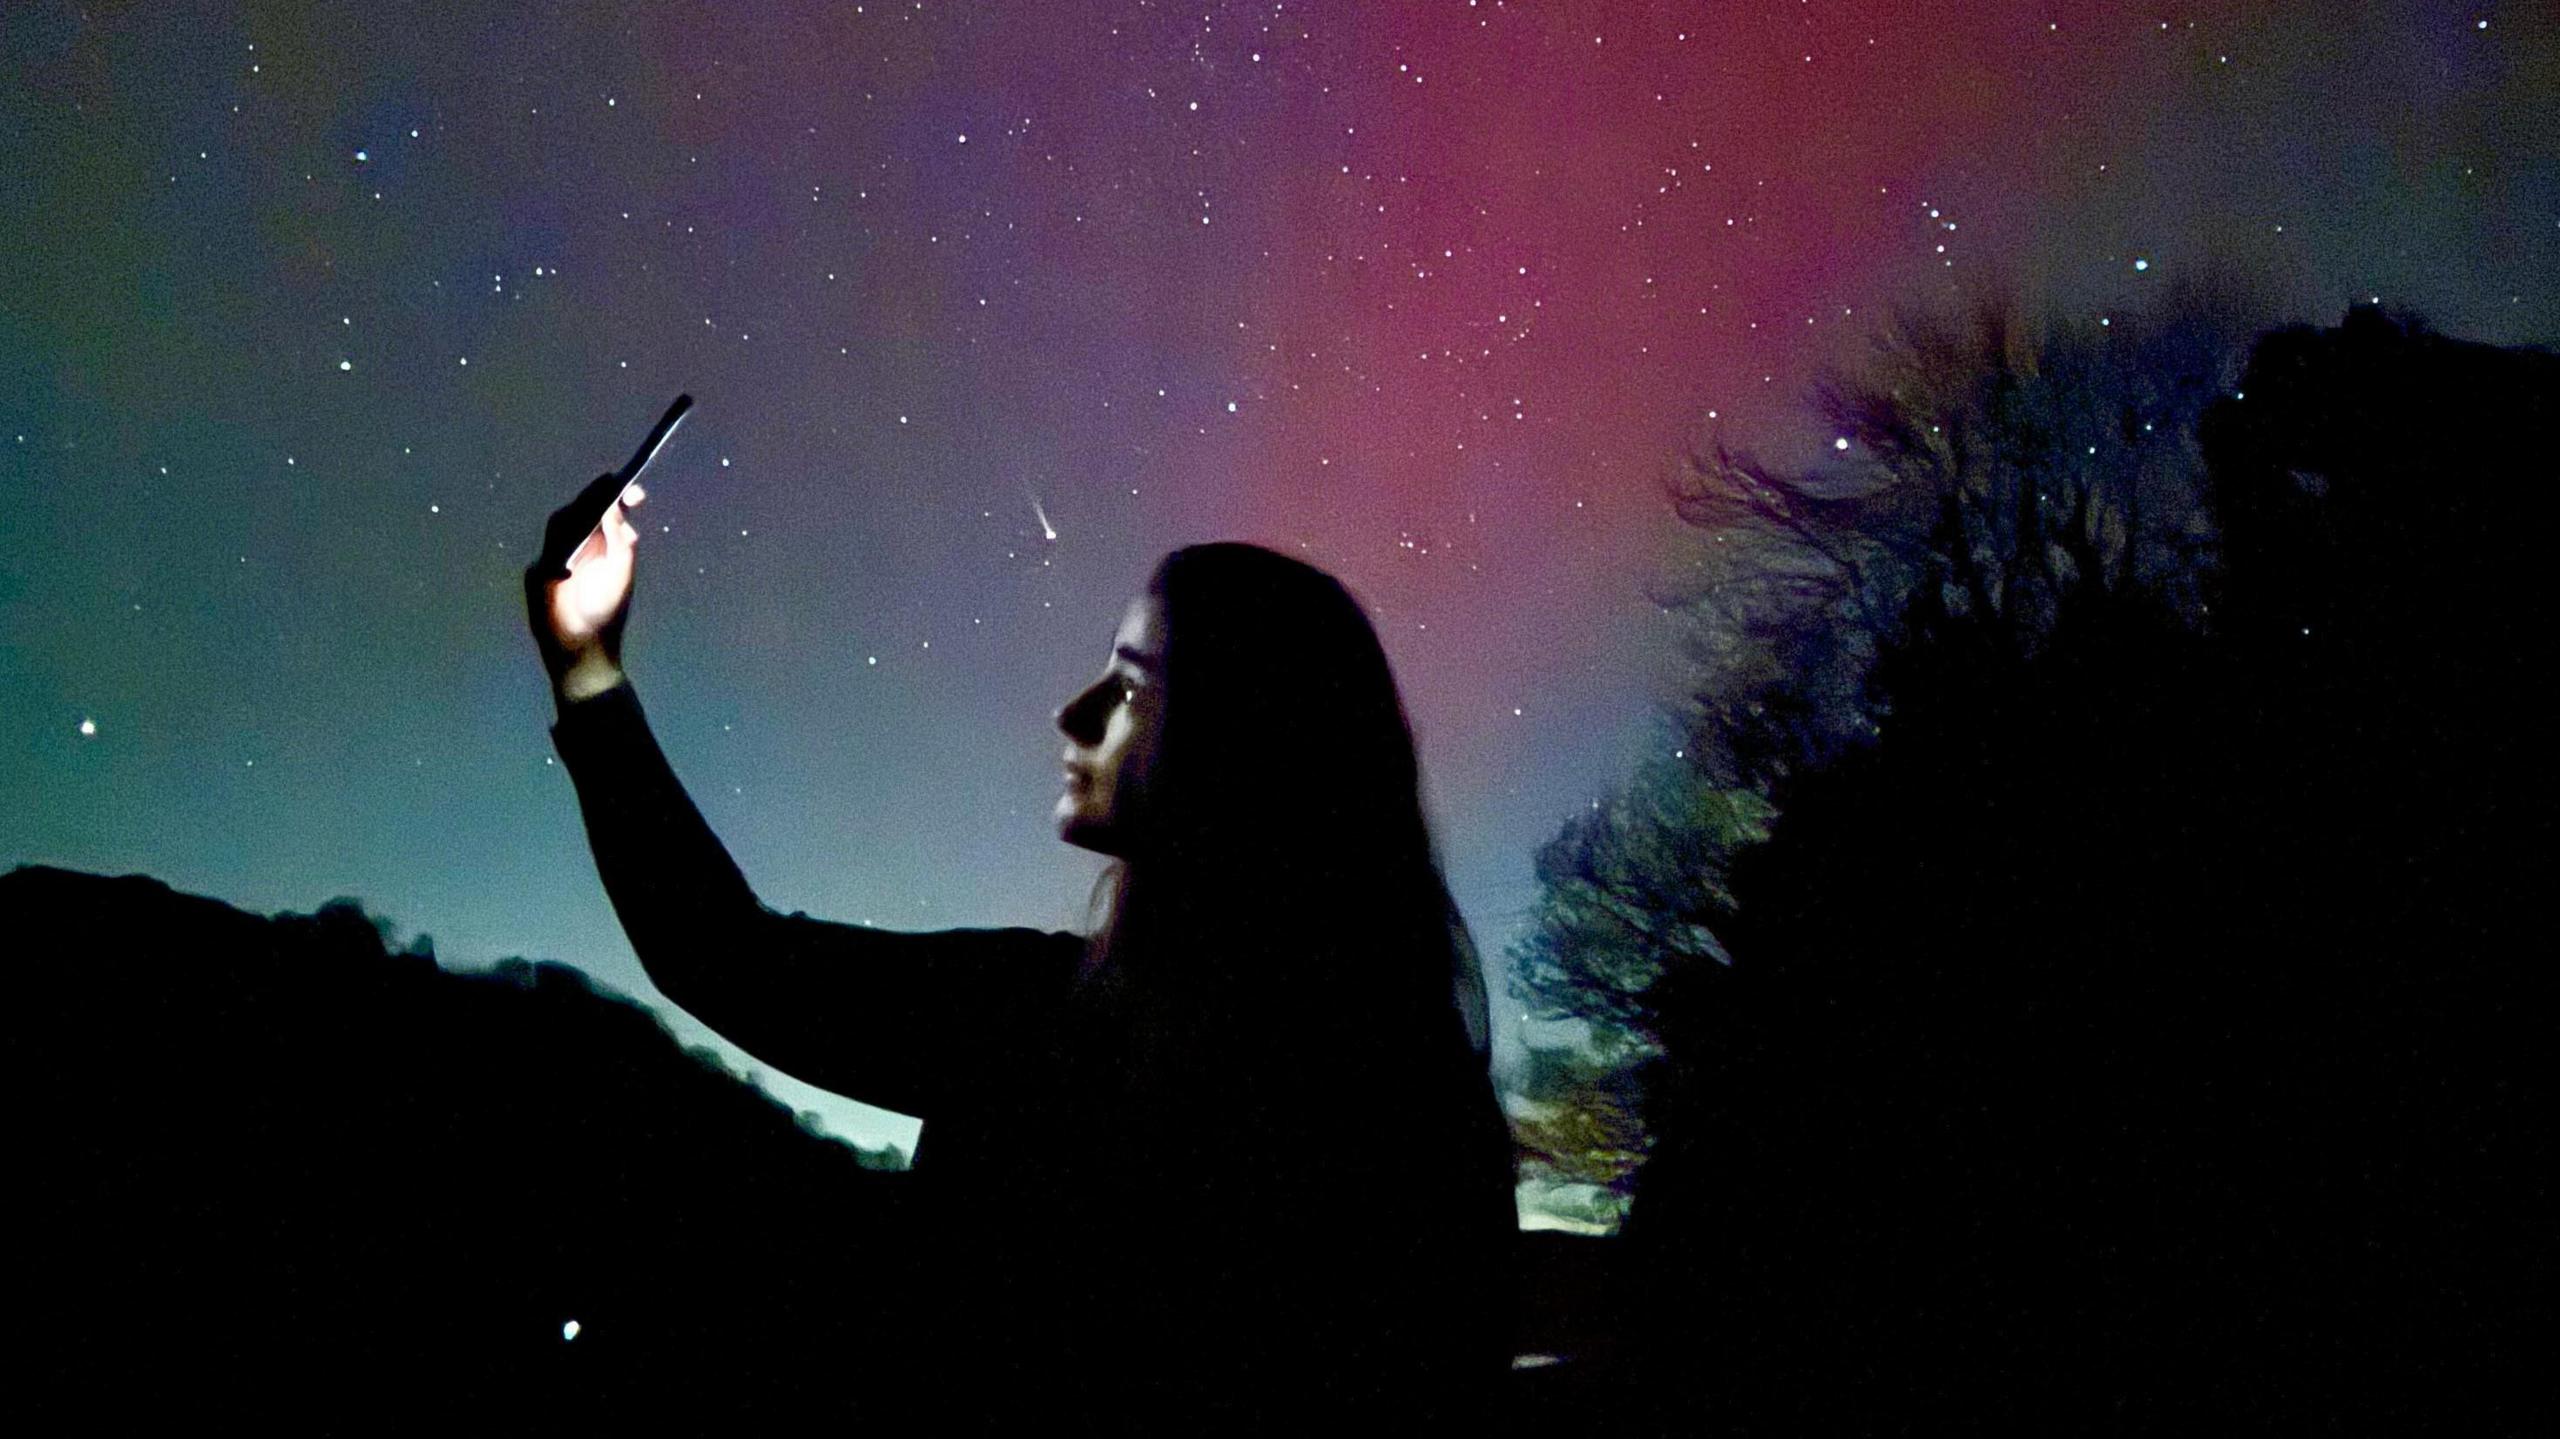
[
  {"x1": 562, "y1": 1319, "x2": 581, "y2": 1341},
  {"x1": 1225, "y1": 401, "x2": 1238, "y2": 413},
  {"x1": 1832, "y1": 436, "x2": 1850, "y2": 451},
  {"x1": 353, "y1": 149, "x2": 367, "y2": 162},
  {"x1": 338, "y1": 359, "x2": 352, "y2": 371},
  {"x1": 2134, "y1": 258, "x2": 2150, "y2": 271},
  {"x1": 79, "y1": 718, "x2": 97, "y2": 736}
]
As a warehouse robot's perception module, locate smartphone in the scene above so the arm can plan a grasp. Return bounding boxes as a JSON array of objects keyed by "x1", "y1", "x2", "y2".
[
  {"x1": 543, "y1": 394, "x2": 693, "y2": 577},
  {"x1": 616, "y1": 393, "x2": 694, "y2": 496}
]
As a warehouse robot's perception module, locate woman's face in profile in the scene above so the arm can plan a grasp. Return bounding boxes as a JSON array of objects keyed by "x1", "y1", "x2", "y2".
[{"x1": 1054, "y1": 595, "x2": 1166, "y2": 856}]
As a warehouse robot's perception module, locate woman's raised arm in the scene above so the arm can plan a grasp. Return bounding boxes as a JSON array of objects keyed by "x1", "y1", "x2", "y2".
[
  {"x1": 528, "y1": 471, "x2": 1078, "y2": 1120},
  {"x1": 547, "y1": 684, "x2": 1081, "y2": 1119}
]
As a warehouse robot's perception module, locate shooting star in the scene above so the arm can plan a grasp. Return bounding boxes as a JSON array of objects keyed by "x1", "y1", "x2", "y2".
[{"x1": 1026, "y1": 488, "x2": 1058, "y2": 542}]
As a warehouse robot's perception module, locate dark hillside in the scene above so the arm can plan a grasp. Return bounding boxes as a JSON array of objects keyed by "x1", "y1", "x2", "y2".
[{"x1": 7, "y1": 865, "x2": 911, "y2": 1428}]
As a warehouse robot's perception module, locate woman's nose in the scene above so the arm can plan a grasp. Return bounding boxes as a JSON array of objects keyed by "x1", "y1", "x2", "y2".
[{"x1": 1056, "y1": 682, "x2": 1104, "y2": 742}]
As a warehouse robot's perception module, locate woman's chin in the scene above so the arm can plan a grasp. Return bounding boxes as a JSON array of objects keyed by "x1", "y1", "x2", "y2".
[{"x1": 1054, "y1": 796, "x2": 1091, "y2": 840}]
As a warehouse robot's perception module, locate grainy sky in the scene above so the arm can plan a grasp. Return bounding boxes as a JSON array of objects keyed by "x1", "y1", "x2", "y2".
[{"x1": 7, "y1": 0, "x2": 2553, "y2": 1151}]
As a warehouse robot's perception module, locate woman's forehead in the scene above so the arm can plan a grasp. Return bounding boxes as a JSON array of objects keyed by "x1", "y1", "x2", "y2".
[{"x1": 1113, "y1": 594, "x2": 1164, "y2": 655}]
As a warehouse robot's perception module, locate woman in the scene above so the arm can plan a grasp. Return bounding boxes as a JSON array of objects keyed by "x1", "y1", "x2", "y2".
[{"x1": 526, "y1": 478, "x2": 1516, "y2": 1424}]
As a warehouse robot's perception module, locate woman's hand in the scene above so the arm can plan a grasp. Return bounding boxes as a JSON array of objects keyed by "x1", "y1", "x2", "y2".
[{"x1": 525, "y1": 471, "x2": 648, "y2": 703}]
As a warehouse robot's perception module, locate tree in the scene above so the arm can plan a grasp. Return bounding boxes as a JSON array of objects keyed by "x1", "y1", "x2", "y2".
[
  {"x1": 1600, "y1": 305, "x2": 2552, "y2": 1427},
  {"x1": 1506, "y1": 756, "x2": 1765, "y2": 1214},
  {"x1": 1508, "y1": 278, "x2": 2267, "y2": 1215}
]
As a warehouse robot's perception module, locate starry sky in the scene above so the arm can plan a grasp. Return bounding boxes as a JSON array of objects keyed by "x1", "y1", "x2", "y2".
[{"x1": 6, "y1": 0, "x2": 2554, "y2": 1153}]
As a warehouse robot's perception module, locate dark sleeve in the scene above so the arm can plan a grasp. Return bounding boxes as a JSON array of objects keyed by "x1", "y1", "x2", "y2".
[{"x1": 548, "y1": 679, "x2": 1083, "y2": 1118}]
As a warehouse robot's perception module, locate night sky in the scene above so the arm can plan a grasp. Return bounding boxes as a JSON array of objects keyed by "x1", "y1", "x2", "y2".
[{"x1": 7, "y1": 1, "x2": 2554, "y2": 1154}]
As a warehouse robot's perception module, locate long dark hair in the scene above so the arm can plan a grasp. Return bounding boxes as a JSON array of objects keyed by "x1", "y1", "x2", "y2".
[
  {"x1": 1080, "y1": 543, "x2": 1491, "y2": 1088},
  {"x1": 1069, "y1": 544, "x2": 1517, "y2": 1411}
]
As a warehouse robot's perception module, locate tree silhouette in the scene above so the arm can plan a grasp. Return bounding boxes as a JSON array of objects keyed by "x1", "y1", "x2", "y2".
[
  {"x1": 1603, "y1": 306, "x2": 2551, "y2": 1428},
  {"x1": 1510, "y1": 281, "x2": 2266, "y2": 1209}
]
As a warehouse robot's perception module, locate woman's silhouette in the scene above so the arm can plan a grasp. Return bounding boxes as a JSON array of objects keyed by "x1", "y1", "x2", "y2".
[{"x1": 526, "y1": 476, "x2": 1516, "y2": 1424}]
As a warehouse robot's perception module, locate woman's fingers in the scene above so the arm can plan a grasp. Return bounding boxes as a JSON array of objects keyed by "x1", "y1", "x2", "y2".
[
  {"x1": 539, "y1": 470, "x2": 633, "y2": 578},
  {"x1": 606, "y1": 496, "x2": 641, "y2": 553}
]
